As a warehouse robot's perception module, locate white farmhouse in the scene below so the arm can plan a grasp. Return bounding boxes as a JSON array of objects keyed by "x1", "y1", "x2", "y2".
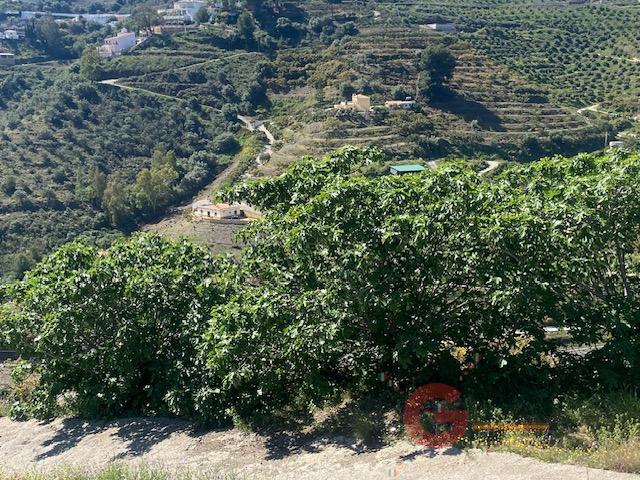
[
  {"x1": 175, "y1": 1, "x2": 208, "y2": 19},
  {"x1": 385, "y1": 98, "x2": 417, "y2": 110},
  {"x1": 191, "y1": 199, "x2": 262, "y2": 220},
  {"x1": 425, "y1": 23, "x2": 456, "y2": 33},
  {"x1": 2, "y1": 30, "x2": 20, "y2": 40},
  {"x1": 159, "y1": 1, "x2": 208, "y2": 23},
  {"x1": 98, "y1": 29, "x2": 136, "y2": 58}
]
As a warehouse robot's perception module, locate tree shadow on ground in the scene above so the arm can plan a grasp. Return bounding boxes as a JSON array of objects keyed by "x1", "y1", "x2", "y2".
[
  {"x1": 35, "y1": 417, "x2": 196, "y2": 461},
  {"x1": 431, "y1": 91, "x2": 505, "y2": 131},
  {"x1": 250, "y1": 394, "x2": 460, "y2": 460},
  {"x1": 35, "y1": 418, "x2": 109, "y2": 461},
  {"x1": 111, "y1": 417, "x2": 194, "y2": 460}
]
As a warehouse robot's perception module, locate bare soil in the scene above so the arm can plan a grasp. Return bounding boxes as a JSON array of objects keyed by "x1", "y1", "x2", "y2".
[{"x1": 0, "y1": 417, "x2": 637, "y2": 479}]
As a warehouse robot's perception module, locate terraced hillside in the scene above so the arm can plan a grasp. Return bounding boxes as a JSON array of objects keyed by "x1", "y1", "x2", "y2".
[
  {"x1": 259, "y1": 5, "x2": 606, "y2": 174},
  {"x1": 388, "y1": 0, "x2": 640, "y2": 111},
  {"x1": 3, "y1": 0, "x2": 637, "y2": 276},
  {"x1": 0, "y1": 42, "x2": 263, "y2": 281}
]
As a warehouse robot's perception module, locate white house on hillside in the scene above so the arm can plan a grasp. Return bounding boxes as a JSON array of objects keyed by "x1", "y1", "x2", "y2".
[
  {"x1": 98, "y1": 29, "x2": 136, "y2": 58},
  {"x1": 426, "y1": 23, "x2": 456, "y2": 32},
  {"x1": 2, "y1": 30, "x2": 20, "y2": 40},
  {"x1": 158, "y1": 1, "x2": 208, "y2": 23},
  {"x1": 191, "y1": 199, "x2": 262, "y2": 220},
  {"x1": 385, "y1": 98, "x2": 417, "y2": 110}
]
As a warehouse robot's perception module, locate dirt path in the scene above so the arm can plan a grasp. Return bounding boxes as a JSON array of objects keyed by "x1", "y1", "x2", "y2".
[
  {"x1": 577, "y1": 103, "x2": 605, "y2": 115},
  {"x1": 237, "y1": 115, "x2": 276, "y2": 166},
  {"x1": 98, "y1": 78, "x2": 185, "y2": 103},
  {"x1": 479, "y1": 160, "x2": 502, "y2": 175},
  {"x1": 0, "y1": 417, "x2": 636, "y2": 479}
]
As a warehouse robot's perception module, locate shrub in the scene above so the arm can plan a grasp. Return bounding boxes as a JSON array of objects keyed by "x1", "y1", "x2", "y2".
[
  {"x1": 213, "y1": 133, "x2": 241, "y2": 155},
  {"x1": 1, "y1": 234, "x2": 232, "y2": 419}
]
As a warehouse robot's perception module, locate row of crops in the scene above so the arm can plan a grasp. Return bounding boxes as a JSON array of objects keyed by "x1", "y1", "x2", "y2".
[{"x1": 395, "y1": 0, "x2": 640, "y2": 110}]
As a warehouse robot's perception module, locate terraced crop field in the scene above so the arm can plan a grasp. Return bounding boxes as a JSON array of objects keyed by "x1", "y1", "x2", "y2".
[
  {"x1": 389, "y1": 0, "x2": 640, "y2": 111},
  {"x1": 263, "y1": 3, "x2": 606, "y2": 171},
  {"x1": 92, "y1": 0, "x2": 633, "y2": 176}
]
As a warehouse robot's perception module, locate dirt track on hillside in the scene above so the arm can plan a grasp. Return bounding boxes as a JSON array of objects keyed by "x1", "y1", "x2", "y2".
[{"x1": 0, "y1": 417, "x2": 637, "y2": 480}]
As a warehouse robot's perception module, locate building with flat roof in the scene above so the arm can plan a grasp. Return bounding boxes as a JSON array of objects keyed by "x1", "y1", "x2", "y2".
[
  {"x1": 191, "y1": 199, "x2": 262, "y2": 220},
  {"x1": 385, "y1": 98, "x2": 416, "y2": 110},
  {"x1": 390, "y1": 164, "x2": 426, "y2": 175},
  {"x1": 0, "y1": 52, "x2": 15, "y2": 66},
  {"x1": 334, "y1": 94, "x2": 372, "y2": 113},
  {"x1": 98, "y1": 29, "x2": 136, "y2": 58},
  {"x1": 425, "y1": 23, "x2": 456, "y2": 33}
]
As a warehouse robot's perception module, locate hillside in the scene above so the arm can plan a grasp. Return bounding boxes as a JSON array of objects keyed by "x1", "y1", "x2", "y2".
[
  {"x1": 1, "y1": 0, "x2": 639, "y2": 276},
  {"x1": 0, "y1": 48, "x2": 264, "y2": 281}
]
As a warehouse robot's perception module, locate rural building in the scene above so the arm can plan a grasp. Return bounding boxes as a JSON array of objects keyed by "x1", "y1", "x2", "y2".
[
  {"x1": 334, "y1": 94, "x2": 372, "y2": 112},
  {"x1": 0, "y1": 52, "x2": 15, "y2": 66},
  {"x1": 390, "y1": 164, "x2": 426, "y2": 175},
  {"x1": 159, "y1": 1, "x2": 208, "y2": 22},
  {"x1": 425, "y1": 23, "x2": 456, "y2": 32},
  {"x1": 385, "y1": 98, "x2": 417, "y2": 110},
  {"x1": 191, "y1": 199, "x2": 262, "y2": 220},
  {"x1": 1, "y1": 29, "x2": 20, "y2": 40},
  {"x1": 98, "y1": 29, "x2": 136, "y2": 58},
  {"x1": 608, "y1": 140, "x2": 625, "y2": 148}
]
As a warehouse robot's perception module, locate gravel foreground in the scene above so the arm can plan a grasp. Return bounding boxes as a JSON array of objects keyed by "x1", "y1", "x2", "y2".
[{"x1": 0, "y1": 417, "x2": 637, "y2": 480}]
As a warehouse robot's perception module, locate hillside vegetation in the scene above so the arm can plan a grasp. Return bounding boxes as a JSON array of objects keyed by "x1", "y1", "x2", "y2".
[
  {"x1": 2, "y1": 0, "x2": 639, "y2": 279},
  {"x1": 2, "y1": 147, "x2": 640, "y2": 471},
  {"x1": 0, "y1": 41, "x2": 270, "y2": 281},
  {"x1": 2, "y1": 147, "x2": 639, "y2": 418}
]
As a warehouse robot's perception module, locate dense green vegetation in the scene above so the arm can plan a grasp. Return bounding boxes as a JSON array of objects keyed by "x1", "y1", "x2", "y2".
[
  {"x1": 0, "y1": 59, "x2": 247, "y2": 281},
  {"x1": 452, "y1": 2, "x2": 640, "y2": 110},
  {"x1": 1, "y1": 2, "x2": 639, "y2": 473},
  {"x1": 2, "y1": 148, "x2": 639, "y2": 430},
  {"x1": 3, "y1": 0, "x2": 639, "y2": 278}
]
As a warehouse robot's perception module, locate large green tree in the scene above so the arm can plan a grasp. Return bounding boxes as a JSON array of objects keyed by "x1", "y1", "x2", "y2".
[
  {"x1": 1, "y1": 235, "x2": 232, "y2": 418},
  {"x1": 416, "y1": 45, "x2": 457, "y2": 98},
  {"x1": 79, "y1": 46, "x2": 103, "y2": 81},
  {"x1": 4, "y1": 148, "x2": 640, "y2": 421}
]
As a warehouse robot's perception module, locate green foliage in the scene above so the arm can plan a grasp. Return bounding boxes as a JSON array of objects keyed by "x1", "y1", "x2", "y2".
[
  {"x1": 131, "y1": 5, "x2": 160, "y2": 32},
  {"x1": 79, "y1": 46, "x2": 103, "y2": 81},
  {"x1": 0, "y1": 65, "x2": 229, "y2": 280},
  {"x1": 1, "y1": 234, "x2": 232, "y2": 418},
  {"x1": 34, "y1": 17, "x2": 72, "y2": 58},
  {"x1": 195, "y1": 7, "x2": 211, "y2": 24},
  {"x1": 217, "y1": 147, "x2": 640, "y2": 413},
  {"x1": 417, "y1": 45, "x2": 456, "y2": 97},
  {"x1": 237, "y1": 11, "x2": 256, "y2": 45},
  {"x1": 213, "y1": 133, "x2": 241, "y2": 155},
  {"x1": 4, "y1": 147, "x2": 640, "y2": 422},
  {"x1": 132, "y1": 148, "x2": 179, "y2": 215}
]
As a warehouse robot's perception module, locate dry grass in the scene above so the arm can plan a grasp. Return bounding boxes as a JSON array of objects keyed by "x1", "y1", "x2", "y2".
[
  {"x1": 0, "y1": 464, "x2": 241, "y2": 480},
  {"x1": 470, "y1": 392, "x2": 640, "y2": 474}
]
